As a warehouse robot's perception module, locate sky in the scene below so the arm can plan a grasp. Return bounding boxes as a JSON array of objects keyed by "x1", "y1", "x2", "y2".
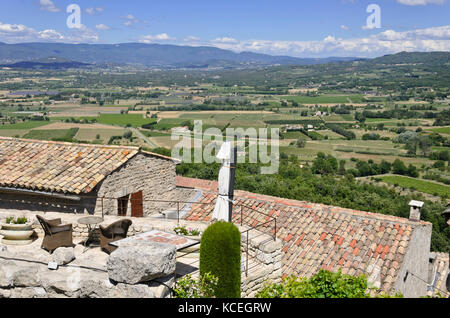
[{"x1": 0, "y1": 0, "x2": 449, "y2": 58}]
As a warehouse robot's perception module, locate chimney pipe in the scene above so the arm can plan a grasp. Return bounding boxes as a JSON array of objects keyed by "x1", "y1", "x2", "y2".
[{"x1": 408, "y1": 200, "x2": 424, "y2": 222}]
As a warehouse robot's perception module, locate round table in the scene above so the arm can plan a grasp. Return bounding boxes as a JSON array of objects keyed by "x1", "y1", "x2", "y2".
[{"x1": 77, "y1": 216, "x2": 103, "y2": 252}]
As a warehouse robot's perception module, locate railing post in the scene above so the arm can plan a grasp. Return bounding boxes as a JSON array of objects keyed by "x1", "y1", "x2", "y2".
[
  {"x1": 240, "y1": 203, "x2": 243, "y2": 226},
  {"x1": 246, "y1": 230, "x2": 249, "y2": 277},
  {"x1": 274, "y1": 218, "x2": 277, "y2": 241}
]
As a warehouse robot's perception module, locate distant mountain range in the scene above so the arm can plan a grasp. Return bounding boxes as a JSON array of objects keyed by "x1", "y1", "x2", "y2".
[
  {"x1": 0, "y1": 42, "x2": 359, "y2": 69},
  {"x1": 0, "y1": 57, "x2": 91, "y2": 70}
]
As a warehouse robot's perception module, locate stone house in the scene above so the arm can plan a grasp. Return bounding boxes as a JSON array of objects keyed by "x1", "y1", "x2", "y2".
[
  {"x1": 177, "y1": 176, "x2": 439, "y2": 298},
  {"x1": 0, "y1": 137, "x2": 185, "y2": 217}
]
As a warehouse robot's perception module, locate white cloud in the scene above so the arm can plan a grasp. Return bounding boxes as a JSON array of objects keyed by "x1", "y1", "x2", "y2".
[
  {"x1": 341, "y1": 25, "x2": 350, "y2": 31},
  {"x1": 324, "y1": 35, "x2": 336, "y2": 43},
  {"x1": 38, "y1": 29, "x2": 64, "y2": 41},
  {"x1": 0, "y1": 21, "x2": 99, "y2": 44},
  {"x1": 397, "y1": 0, "x2": 445, "y2": 5},
  {"x1": 0, "y1": 21, "x2": 64, "y2": 42},
  {"x1": 123, "y1": 14, "x2": 140, "y2": 27},
  {"x1": 212, "y1": 37, "x2": 239, "y2": 44},
  {"x1": 184, "y1": 35, "x2": 201, "y2": 42},
  {"x1": 95, "y1": 24, "x2": 110, "y2": 31},
  {"x1": 202, "y1": 25, "x2": 450, "y2": 58},
  {"x1": 39, "y1": 0, "x2": 60, "y2": 12},
  {"x1": 140, "y1": 33, "x2": 176, "y2": 43},
  {"x1": 65, "y1": 25, "x2": 99, "y2": 43},
  {"x1": 87, "y1": 7, "x2": 105, "y2": 15}
]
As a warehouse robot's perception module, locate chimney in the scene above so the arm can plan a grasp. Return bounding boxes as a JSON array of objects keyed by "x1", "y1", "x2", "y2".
[{"x1": 408, "y1": 200, "x2": 424, "y2": 222}]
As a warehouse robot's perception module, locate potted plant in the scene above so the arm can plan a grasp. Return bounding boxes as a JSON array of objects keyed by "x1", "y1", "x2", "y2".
[
  {"x1": 0, "y1": 216, "x2": 35, "y2": 245},
  {"x1": 174, "y1": 225, "x2": 202, "y2": 241}
]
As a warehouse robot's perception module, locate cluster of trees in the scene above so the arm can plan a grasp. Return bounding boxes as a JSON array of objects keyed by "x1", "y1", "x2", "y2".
[
  {"x1": 62, "y1": 117, "x2": 97, "y2": 124},
  {"x1": 326, "y1": 124, "x2": 356, "y2": 140},
  {"x1": 434, "y1": 110, "x2": 450, "y2": 126},
  {"x1": 310, "y1": 153, "x2": 419, "y2": 178},
  {"x1": 149, "y1": 104, "x2": 267, "y2": 112},
  {"x1": 395, "y1": 131, "x2": 449, "y2": 158},
  {"x1": 330, "y1": 104, "x2": 356, "y2": 114},
  {"x1": 203, "y1": 98, "x2": 251, "y2": 107},
  {"x1": 362, "y1": 133, "x2": 381, "y2": 141}
]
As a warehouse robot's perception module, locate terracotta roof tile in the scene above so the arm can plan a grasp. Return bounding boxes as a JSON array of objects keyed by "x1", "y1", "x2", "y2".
[{"x1": 0, "y1": 137, "x2": 140, "y2": 194}]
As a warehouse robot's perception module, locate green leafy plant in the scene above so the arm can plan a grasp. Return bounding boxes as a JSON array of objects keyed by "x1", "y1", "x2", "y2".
[
  {"x1": 173, "y1": 273, "x2": 219, "y2": 298},
  {"x1": 188, "y1": 228, "x2": 201, "y2": 236},
  {"x1": 256, "y1": 270, "x2": 403, "y2": 298},
  {"x1": 5, "y1": 216, "x2": 28, "y2": 224},
  {"x1": 200, "y1": 221, "x2": 241, "y2": 298},
  {"x1": 174, "y1": 226, "x2": 189, "y2": 236},
  {"x1": 174, "y1": 226, "x2": 201, "y2": 236}
]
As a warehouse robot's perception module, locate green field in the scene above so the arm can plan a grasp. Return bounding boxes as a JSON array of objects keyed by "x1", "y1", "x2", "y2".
[
  {"x1": 287, "y1": 94, "x2": 365, "y2": 104},
  {"x1": 380, "y1": 176, "x2": 449, "y2": 197},
  {"x1": 23, "y1": 128, "x2": 79, "y2": 141},
  {"x1": 0, "y1": 121, "x2": 50, "y2": 130},
  {"x1": 429, "y1": 127, "x2": 450, "y2": 134},
  {"x1": 96, "y1": 114, "x2": 157, "y2": 127},
  {"x1": 153, "y1": 118, "x2": 191, "y2": 130},
  {"x1": 75, "y1": 128, "x2": 125, "y2": 142}
]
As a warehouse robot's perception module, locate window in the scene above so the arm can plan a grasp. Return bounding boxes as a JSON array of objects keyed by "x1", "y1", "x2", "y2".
[{"x1": 118, "y1": 195, "x2": 129, "y2": 216}]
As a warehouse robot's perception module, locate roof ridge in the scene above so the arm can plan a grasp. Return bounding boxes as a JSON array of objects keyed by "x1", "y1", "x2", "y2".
[{"x1": 0, "y1": 136, "x2": 140, "y2": 151}]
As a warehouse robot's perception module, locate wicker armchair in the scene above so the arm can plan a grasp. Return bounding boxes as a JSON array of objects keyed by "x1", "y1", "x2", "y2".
[
  {"x1": 36, "y1": 215, "x2": 73, "y2": 253},
  {"x1": 99, "y1": 219, "x2": 132, "y2": 254}
]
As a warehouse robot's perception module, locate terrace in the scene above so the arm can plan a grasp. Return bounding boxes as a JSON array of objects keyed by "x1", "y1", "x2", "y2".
[{"x1": 0, "y1": 208, "x2": 281, "y2": 298}]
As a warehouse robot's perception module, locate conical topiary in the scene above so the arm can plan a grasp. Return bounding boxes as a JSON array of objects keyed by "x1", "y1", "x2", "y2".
[{"x1": 199, "y1": 221, "x2": 241, "y2": 298}]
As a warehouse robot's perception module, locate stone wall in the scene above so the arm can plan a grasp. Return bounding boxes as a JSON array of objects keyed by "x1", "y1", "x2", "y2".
[
  {"x1": 394, "y1": 222, "x2": 433, "y2": 298},
  {"x1": 96, "y1": 153, "x2": 179, "y2": 217},
  {"x1": 240, "y1": 228, "x2": 283, "y2": 298}
]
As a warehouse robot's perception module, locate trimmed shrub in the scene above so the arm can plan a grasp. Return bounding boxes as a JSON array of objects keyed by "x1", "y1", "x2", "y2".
[{"x1": 200, "y1": 221, "x2": 241, "y2": 298}]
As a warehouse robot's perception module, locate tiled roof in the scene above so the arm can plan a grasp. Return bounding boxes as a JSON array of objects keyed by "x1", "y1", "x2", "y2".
[
  {"x1": 0, "y1": 137, "x2": 140, "y2": 194},
  {"x1": 176, "y1": 176, "x2": 218, "y2": 192},
  {"x1": 178, "y1": 177, "x2": 432, "y2": 294}
]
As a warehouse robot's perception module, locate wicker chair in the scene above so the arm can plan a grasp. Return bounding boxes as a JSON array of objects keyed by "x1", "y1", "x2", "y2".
[
  {"x1": 99, "y1": 219, "x2": 132, "y2": 254},
  {"x1": 36, "y1": 215, "x2": 73, "y2": 253}
]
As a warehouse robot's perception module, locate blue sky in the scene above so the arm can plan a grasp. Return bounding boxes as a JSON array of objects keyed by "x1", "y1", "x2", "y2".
[{"x1": 0, "y1": 0, "x2": 449, "y2": 57}]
